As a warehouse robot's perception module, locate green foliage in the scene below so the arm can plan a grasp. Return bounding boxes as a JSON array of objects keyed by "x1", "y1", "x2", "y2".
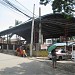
[
  {"x1": 40, "y1": 0, "x2": 75, "y2": 18},
  {"x1": 61, "y1": 12, "x2": 73, "y2": 20},
  {"x1": 40, "y1": 0, "x2": 50, "y2": 6},
  {"x1": 52, "y1": 0, "x2": 63, "y2": 13}
]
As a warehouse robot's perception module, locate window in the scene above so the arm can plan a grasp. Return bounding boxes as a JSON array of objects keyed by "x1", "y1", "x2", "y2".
[{"x1": 61, "y1": 50, "x2": 65, "y2": 53}]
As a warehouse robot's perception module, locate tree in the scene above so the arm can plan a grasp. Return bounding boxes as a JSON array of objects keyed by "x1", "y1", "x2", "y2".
[{"x1": 40, "y1": 0, "x2": 75, "y2": 17}]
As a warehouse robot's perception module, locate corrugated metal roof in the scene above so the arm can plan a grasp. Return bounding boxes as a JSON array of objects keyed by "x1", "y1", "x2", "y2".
[{"x1": 0, "y1": 13, "x2": 75, "y2": 43}]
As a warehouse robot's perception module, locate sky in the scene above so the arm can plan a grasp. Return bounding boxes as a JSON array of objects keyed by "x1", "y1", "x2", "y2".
[{"x1": 0, "y1": 0, "x2": 53, "y2": 32}]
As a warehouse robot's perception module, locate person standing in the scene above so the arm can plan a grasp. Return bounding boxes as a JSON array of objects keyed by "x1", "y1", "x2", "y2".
[
  {"x1": 51, "y1": 49, "x2": 57, "y2": 68},
  {"x1": 16, "y1": 47, "x2": 20, "y2": 56},
  {"x1": 23, "y1": 49, "x2": 27, "y2": 57}
]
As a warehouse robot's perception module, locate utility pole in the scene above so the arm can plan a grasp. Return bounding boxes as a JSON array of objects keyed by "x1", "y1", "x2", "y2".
[
  {"x1": 30, "y1": 4, "x2": 35, "y2": 56},
  {"x1": 15, "y1": 20, "x2": 22, "y2": 45},
  {"x1": 39, "y1": 7, "x2": 42, "y2": 49},
  {"x1": 15, "y1": 20, "x2": 18, "y2": 44}
]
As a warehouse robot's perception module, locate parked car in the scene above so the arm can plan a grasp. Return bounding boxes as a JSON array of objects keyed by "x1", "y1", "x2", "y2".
[{"x1": 48, "y1": 48, "x2": 68, "y2": 60}]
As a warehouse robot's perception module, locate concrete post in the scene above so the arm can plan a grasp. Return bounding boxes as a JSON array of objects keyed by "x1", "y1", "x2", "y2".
[
  {"x1": 39, "y1": 7, "x2": 42, "y2": 44},
  {"x1": 7, "y1": 44, "x2": 8, "y2": 52},
  {"x1": 39, "y1": 7, "x2": 42, "y2": 50},
  {"x1": 13, "y1": 44, "x2": 15, "y2": 50},
  {"x1": 30, "y1": 4, "x2": 35, "y2": 56}
]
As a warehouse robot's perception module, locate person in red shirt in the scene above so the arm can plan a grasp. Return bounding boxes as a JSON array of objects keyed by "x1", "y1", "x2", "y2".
[{"x1": 16, "y1": 47, "x2": 20, "y2": 56}]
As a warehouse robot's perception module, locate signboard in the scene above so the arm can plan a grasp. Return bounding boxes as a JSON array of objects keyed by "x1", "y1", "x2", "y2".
[{"x1": 41, "y1": 44, "x2": 47, "y2": 50}]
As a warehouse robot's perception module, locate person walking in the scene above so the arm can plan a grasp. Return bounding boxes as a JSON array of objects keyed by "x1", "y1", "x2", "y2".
[{"x1": 51, "y1": 49, "x2": 57, "y2": 68}]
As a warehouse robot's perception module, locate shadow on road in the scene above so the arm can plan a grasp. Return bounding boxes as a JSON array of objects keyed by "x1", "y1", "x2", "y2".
[{"x1": 0, "y1": 56, "x2": 75, "y2": 75}]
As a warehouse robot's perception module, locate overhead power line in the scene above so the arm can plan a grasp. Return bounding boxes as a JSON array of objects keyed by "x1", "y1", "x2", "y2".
[
  {"x1": 0, "y1": 0, "x2": 32, "y2": 18},
  {"x1": 4, "y1": 0, "x2": 32, "y2": 18},
  {"x1": 14, "y1": 0, "x2": 38, "y2": 17},
  {"x1": 0, "y1": 0, "x2": 30, "y2": 19}
]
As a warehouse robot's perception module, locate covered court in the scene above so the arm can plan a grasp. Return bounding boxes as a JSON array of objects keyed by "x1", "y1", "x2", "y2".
[{"x1": 0, "y1": 13, "x2": 75, "y2": 43}]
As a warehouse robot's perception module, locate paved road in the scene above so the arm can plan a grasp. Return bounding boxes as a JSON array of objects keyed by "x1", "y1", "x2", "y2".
[{"x1": 0, "y1": 53, "x2": 75, "y2": 75}]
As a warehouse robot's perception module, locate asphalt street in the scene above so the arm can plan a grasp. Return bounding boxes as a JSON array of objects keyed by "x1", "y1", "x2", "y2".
[{"x1": 0, "y1": 53, "x2": 75, "y2": 75}]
